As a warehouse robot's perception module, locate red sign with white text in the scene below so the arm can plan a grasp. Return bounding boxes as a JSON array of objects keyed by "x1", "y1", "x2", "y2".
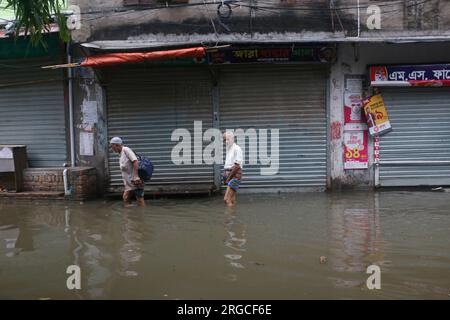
[{"x1": 344, "y1": 131, "x2": 369, "y2": 169}]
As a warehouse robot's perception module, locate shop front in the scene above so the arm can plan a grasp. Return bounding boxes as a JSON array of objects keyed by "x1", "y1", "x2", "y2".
[
  {"x1": 370, "y1": 64, "x2": 450, "y2": 187},
  {"x1": 103, "y1": 45, "x2": 335, "y2": 193},
  {"x1": 0, "y1": 35, "x2": 67, "y2": 167},
  {"x1": 105, "y1": 64, "x2": 215, "y2": 193},
  {"x1": 217, "y1": 63, "x2": 328, "y2": 190}
]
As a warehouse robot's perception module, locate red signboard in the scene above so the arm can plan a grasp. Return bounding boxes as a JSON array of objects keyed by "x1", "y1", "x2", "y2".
[{"x1": 344, "y1": 131, "x2": 369, "y2": 170}]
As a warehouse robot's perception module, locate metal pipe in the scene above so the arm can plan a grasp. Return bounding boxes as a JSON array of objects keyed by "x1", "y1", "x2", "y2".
[
  {"x1": 67, "y1": 42, "x2": 76, "y2": 168},
  {"x1": 357, "y1": 0, "x2": 361, "y2": 38},
  {"x1": 63, "y1": 168, "x2": 71, "y2": 196}
]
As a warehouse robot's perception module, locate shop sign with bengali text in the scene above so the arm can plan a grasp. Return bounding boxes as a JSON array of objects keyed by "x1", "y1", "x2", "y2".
[
  {"x1": 370, "y1": 64, "x2": 450, "y2": 87},
  {"x1": 208, "y1": 47, "x2": 337, "y2": 64}
]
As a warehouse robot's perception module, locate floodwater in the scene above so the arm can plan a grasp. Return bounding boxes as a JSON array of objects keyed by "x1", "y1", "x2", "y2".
[{"x1": 0, "y1": 191, "x2": 449, "y2": 300}]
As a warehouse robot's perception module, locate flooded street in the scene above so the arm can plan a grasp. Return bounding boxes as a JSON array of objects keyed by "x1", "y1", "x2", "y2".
[{"x1": 0, "y1": 191, "x2": 449, "y2": 300}]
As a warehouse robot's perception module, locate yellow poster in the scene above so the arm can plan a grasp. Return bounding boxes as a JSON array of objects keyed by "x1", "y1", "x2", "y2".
[{"x1": 362, "y1": 94, "x2": 392, "y2": 136}]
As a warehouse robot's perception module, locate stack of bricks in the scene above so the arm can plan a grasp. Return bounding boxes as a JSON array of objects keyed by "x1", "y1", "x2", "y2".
[
  {"x1": 22, "y1": 167, "x2": 97, "y2": 200},
  {"x1": 23, "y1": 169, "x2": 65, "y2": 192}
]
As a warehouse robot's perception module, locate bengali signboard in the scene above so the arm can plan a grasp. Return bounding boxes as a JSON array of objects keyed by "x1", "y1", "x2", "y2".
[
  {"x1": 363, "y1": 94, "x2": 392, "y2": 136},
  {"x1": 370, "y1": 64, "x2": 450, "y2": 87},
  {"x1": 208, "y1": 46, "x2": 337, "y2": 64},
  {"x1": 344, "y1": 130, "x2": 369, "y2": 170}
]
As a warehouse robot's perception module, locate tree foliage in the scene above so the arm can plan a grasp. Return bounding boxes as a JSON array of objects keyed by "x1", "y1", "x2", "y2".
[{"x1": 0, "y1": 0, "x2": 69, "y2": 46}]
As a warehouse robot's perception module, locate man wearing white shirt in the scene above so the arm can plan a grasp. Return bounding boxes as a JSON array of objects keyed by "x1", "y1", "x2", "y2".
[
  {"x1": 223, "y1": 131, "x2": 243, "y2": 206},
  {"x1": 110, "y1": 137, "x2": 145, "y2": 207}
]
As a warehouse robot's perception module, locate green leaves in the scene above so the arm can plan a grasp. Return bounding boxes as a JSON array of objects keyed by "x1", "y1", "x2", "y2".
[{"x1": 0, "y1": 0, "x2": 69, "y2": 46}]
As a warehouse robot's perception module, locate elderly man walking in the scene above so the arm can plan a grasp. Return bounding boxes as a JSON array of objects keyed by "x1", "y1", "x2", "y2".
[
  {"x1": 110, "y1": 137, "x2": 145, "y2": 207},
  {"x1": 223, "y1": 131, "x2": 243, "y2": 206}
]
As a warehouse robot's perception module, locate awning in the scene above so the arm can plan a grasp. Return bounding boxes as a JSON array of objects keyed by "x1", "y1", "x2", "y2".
[
  {"x1": 80, "y1": 46, "x2": 206, "y2": 67},
  {"x1": 42, "y1": 46, "x2": 207, "y2": 69}
]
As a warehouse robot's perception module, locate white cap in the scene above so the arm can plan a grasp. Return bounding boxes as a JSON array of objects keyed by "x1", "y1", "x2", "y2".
[{"x1": 109, "y1": 137, "x2": 123, "y2": 145}]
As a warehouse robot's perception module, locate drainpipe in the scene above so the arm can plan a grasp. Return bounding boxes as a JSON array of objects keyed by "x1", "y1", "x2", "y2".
[
  {"x1": 63, "y1": 168, "x2": 72, "y2": 196},
  {"x1": 357, "y1": 0, "x2": 361, "y2": 38},
  {"x1": 67, "y1": 42, "x2": 76, "y2": 168}
]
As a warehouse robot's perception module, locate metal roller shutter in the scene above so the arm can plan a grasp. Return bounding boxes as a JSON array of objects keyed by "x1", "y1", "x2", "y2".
[
  {"x1": 0, "y1": 57, "x2": 66, "y2": 167},
  {"x1": 379, "y1": 88, "x2": 450, "y2": 187},
  {"x1": 105, "y1": 65, "x2": 214, "y2": 192},
  {"x1": 218, "y1": 64, "x2": 328, "y2": 189}
]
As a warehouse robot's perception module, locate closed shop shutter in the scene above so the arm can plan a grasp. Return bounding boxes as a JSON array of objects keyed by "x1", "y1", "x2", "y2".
[
  {"x1": 379, "y1": 88, "x2": 450, "y2": 187},
  {"x1": 105, "y1": 65, "x2": 214, "y2": 192},
  {"x1": 218, "y1": 64, "x2": 328, "y2": 189},
  {"x1": 0, "y1": 57, "x2": 67, "y2": 167}
]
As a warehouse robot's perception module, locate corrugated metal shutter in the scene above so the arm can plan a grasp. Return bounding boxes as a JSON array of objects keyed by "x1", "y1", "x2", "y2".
[
  {"x1": 379, "y1": 88, "x2": 450, "y2": 187},
  {"x1": 218, "y1": 65, "x2": 328, "y2": 189},
  {"x1": 105, "y1": 65, "x2": 214, "y2": 192},
  {"x1": 0, "y1": 57, "x2": 66, "y2": 167}
]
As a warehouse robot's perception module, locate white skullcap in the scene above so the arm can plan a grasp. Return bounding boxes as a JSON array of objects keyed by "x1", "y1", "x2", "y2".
[{"x1": 109, "y1": 137, "x2": 123, "y2": 145}]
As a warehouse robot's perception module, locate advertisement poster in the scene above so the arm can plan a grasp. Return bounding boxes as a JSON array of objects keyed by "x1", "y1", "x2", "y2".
[
  {"x1": 363, "y1": 94, "x2": 392, "y2": 136},
  {"x1": 344, "y1": 76, "x2": 367, "y2": 131},
  {"x1": 344, "y1": 131, "x2": 369, "y2": 169},
  {"x1": 344, "y1": 92, "x2": 365, "y2": 124}
]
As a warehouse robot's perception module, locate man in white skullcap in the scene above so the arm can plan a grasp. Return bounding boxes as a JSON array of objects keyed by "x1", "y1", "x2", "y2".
[
  {"x1": 223, "y1": 131, "x2": 243, "y2": 206},
  {"x1": 110, "y1": 137, "x2": 145, "y2": 207}
]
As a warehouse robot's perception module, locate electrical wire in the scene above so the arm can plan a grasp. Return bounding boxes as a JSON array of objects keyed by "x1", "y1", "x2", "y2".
[
  {"x1": 71, "y1": 0, "x2": 435, "y2": 32},
  {"x1": 0, "y1": 0, "x2": 441, "y2": 58},
  {"x1": 30, "y1": 0, "x2": 432, "y2": 20},
  {"x1": 202, "y1": 0, "x2": 220, "y2": 45},
  {"x1": 1, "y1": 0, "x2": 436, "y2": 27}
]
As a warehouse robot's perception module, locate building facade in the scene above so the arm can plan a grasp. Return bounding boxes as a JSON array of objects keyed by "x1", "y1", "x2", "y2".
[{"x1": 2, "y1": 1, "x2": 450, "y2": 196}]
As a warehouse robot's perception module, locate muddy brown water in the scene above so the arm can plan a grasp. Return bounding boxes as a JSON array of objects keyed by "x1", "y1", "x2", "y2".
[{"x1": 0, "y1": 191, "x2": 449, "y2": 299}]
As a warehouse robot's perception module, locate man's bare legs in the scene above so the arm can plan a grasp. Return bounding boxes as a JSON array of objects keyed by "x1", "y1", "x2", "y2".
[
  {"x1": 224, "y1": 187, "x2": 236, "y2": 207},
  {"x1": 136, "y1": 196, "x2": 145, "y2": 207},
  {"x1": 123, "y1": 191, "x2": 132, "y2": 207},
  {"x1": 123, "y1": 191, "x2": 145, "y2": 207}
]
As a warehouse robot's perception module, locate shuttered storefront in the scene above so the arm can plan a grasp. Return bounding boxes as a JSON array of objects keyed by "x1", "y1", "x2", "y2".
[
  {"x1": 105, "y1": 66, "x2": 214, "y2": 192},
  {"x1": 218, "y1": 65, "x2": 328, "y2": 190},
  {"x1": 379, "y1": 88, "x2": 450, "y2": 187},
  {"x1": 0, "y1": 57, "x2": 67, "y2": 167}
]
